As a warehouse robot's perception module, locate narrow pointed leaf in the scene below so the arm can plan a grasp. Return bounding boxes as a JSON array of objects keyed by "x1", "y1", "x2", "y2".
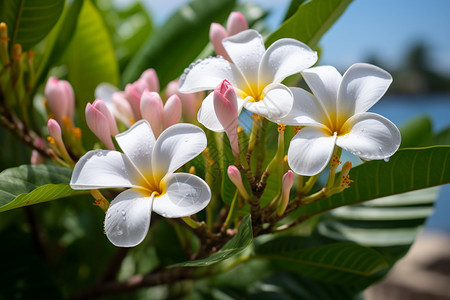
[
  {"x1": 256, "y1": 237, "x2": 388, "y2": 284},
  {"x1": 292, "y1": 146, "x2": 450, "y2": 220},
  {"x1": 265, "y1": 0, "x2": 352, "y2": 47}
]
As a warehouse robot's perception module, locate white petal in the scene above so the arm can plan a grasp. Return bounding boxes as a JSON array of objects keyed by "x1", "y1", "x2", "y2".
[
  {"x1": 116, "y1": 120, "x2": 156, "y2": 177},
  {"x1": 152, "y1": 124, "x2": 207, "y2": 182},
  {"x1": 259, "y1": 38, "x2": 317, "y2": 88},
  {"x1": 153, "y1": 173, "x2": 211, "y2": 218},
  {"x1": 244, "y1": 83, "x2": 293, "y2": 121},
  {"x1": 104, "y1": 189, "x2": 153, "y2": 247},
  {"x1": 178, "y1": 57, "x2": 245, "y2": 93},
  {"x1": 222, "y1": 29, "x2": 265, "y2": 88},
  {"x1": 301, "y1": 66, "x2": 342, "y2": 120},
  {"x1": 198, "y1": 92, "x2": 225, "y2": 132},
  {"x1": 276, "y1": 87, "x2": 327, "y2": 127},
  {"x1": 287, "y1": 127, "x2": 336, "y2": 176},
  {"x1": 70, "y1": 150, "x2": 140, "y2": 190},
  {"x1": 198, "y1": 92, "x2": 245, "y2": 132},
  {"x1": 336, "y1": 112, "x2": 401, "y2": 160},
  {"x1": 337, "y1": 63, "x2": 392, "y2": 118},
  {"x1": 95, "y1": 83, "x2": 118, "y2": 103}
]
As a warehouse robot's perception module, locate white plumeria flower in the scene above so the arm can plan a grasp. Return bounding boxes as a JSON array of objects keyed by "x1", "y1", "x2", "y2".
[
  {"x1": 70, "y1": 120, "x2": 211, "y2": 247},
  {"x1": 178, "y1": 29, "x2": 317, "y2": 131},
  {"x1": 283, "y1": 63, "x2": 401, "y2": 176}
]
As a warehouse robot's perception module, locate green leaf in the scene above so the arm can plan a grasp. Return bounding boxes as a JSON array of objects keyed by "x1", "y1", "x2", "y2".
[
  {"x1": 266, "y1": 0, "x2": 352, "y2": 47},
  {"x1": 292, "y1": 146, "x2": 450, "y2": 220},
  {"x1": 122, "y1": 0, "x2": 236, "y2": 87},
  {"x1": 34, "y1": 0, "x2": 84, "y2": 92},
  {"x1": 66, "y1": 0, "x2": 119, "y2": 147},
  {"x1": 256, "y1": 237, "x2": 388, "y2": 284},
  {"x1": 0, "y1": 0, "x2": 64, "y2": 51},
  {"x1": 0, "y1": 164, "x2": 87, "y2": 213},
  {"x1": 170, "y1": 215, "x2": 253, "y2": 267}
]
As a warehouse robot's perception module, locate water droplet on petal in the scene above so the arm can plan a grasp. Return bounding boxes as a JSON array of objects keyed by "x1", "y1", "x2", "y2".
[
  {"x1": 384, "y1": 157, "x2": 390, "y2": 162},
  {"x1": 121, "y1": 209, "x2": 126, "y2": 216}
]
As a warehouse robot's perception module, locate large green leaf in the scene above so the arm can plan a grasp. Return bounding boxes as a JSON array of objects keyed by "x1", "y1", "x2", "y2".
[
  {"x1": 0, "y1": 164, "x2": 87, "y2": 213},
  {"x1": 170, "y1": 215, "x2": 252, "y2": 267},
  {"x1": 122, "y1": 0, "x2": 235, "y2": 87},
  {"x1": 292, "y1": 146, "x2": 450, "y2": 220},
  {"x1": 66, "y1": 0, "x2": 119, "y2": 147},
  {"x1": 256, "y1": 237, "x2": 388, "y2": 284},
  {"x1": 0, "y1": 0, "x2": 64, "y2": 51},
  {"x1": 34, "y1": 0, "x2": 84, "y2": 92},
  {"x1": 265, "y1": 0, "x2": 352, "y2": 47}
]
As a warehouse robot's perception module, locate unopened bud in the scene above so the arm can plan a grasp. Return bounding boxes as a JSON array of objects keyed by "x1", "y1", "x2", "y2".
[
  {"x1": 112, "y1": 92, "x2": 134, "y2": 127},
  {"x1": 227, "y1": 165, "x2": 249, "y2": 200},
  {"x1": 0, "y1": 22, "x2": 10, "y2": 64},
  {"x1": 226, "y1": 12, "x2": 248, "y2": 35},
  {"x1": 85, "y1": 103, "x2": 115, "y2": 150},
  {"x1": 209, "y1": 22, "x2": 229, "y2": 60},
  {"x1": 92, "y1": 99, "x2": 119, "y2": 136},
  {"x1": 277, "y1": 170, "x2": 294, "y2": 216},
  {"x1": 214, "y1": 80, "x2": 239, "y2": 159},
  {"x1": 163, "y1": 94, "x2": 182, "y2": 129},
  {"x1": 140, "y1": 91, "x2": 164, "y2": 137},
  {"x1": 45, "y1": 77, "x2": 75, "y2": 125},
  {"x1": 140, "y1": 68, "x2": 159, "y2": 93}
]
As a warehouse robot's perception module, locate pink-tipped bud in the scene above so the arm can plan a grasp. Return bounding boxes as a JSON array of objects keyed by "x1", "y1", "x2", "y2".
[
  {"x1": 85, "y1": 103, "x2": 115, "y2": 150},
  {"x1": 165, "y1": 80, "x2": 202, "y2": 122},
  {"x1": 112, "y1": 92, "x2": 134, "y2": 127},
  {"x1": 124, "y1": 80, "x2": 146, "y2": 120},
  {"x1": 214, "y1": 80, "x2": 239, "y2": 159},
  {"x1": 227, "y1": 165, "x2": 249, "y2": 200},
  {"x1": 92, "y1": 99, "x2": 119, "y2": 136},
  {"x1": 47, "y1": 118, "x2": 63, "y2": 145},
  {"x1": 226, "y1": 12, "x2": 248, "y2": 36},
  {"x1": 45, "y1": 77, "x2": 75, "y2": 125},
  {"x1": 278, "y1": 170, "x2": 294, "y2": 216},
  {"x1": 209, "y1": 22, "x2": 230, "y2": 60},
  {"x1": 140, "y1": 91, "x2": 164, "y2": 137},
  {"x1": 140, "y1": 68, "x2": 160, "y2": 93},
  {"x1": 163, "y1": 95, "x2": 182, "y2": 129}
]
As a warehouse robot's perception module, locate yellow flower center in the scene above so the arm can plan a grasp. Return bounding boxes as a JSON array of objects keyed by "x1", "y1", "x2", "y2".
[
  {"x1": 321, "y1": 112, "x2": 351, "y2": 137},
  {"x1": 236, "y1": 82, "x2": 264, "y2": 103}
]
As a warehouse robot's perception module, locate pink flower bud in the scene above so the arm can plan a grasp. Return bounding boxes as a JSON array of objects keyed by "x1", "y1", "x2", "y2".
[
  {"x1": 209, "y1": 22, "x2": 230, "y2": 60},
  {"x1": 140, "y1": 91, "x2": 164, "y2": 137},
  {"x1": 226, "y1": 12, "x2": 248, "y2": 36},
  {"x1": 112, "y1": 92, "x2": 134, "y2": 127},
  {"x1": 278, "y1": 170, "x2": 294, "y2": 216},
  {"x1": 125, "y1": 80, "x2": 145, "y2": 120},
  {"x1": 92, "y1": 99, "x2": 119, "y2": 136},
  {"x1": 85, "y1": 103, "x2": 115, "y2": 150},
  {"x1": 141, "y1": 68, "x2": 159, "y2": 93},
  {"x1": 163, "y1": 95, "x2": 182, "y2": 129},
  {"x1": 47, "y1": 118, "x2": 63, "y2": 144},
  {"x1": 166, "y1": 80, "x2": 202, "y2": 122},
  {"x1": 214, "y1": 80, "x2": 239, "y2": 158},
  {"x1": 45, "y1": 77, "x2": 75, "y2": 125},
  {"x1": 227, "y1": 165, "x2": 249, "y2": 200}
]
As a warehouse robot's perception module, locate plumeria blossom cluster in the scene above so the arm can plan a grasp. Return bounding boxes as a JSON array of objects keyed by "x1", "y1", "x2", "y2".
[{"x1": 38, "y1": 11, "x2": 400, "y2": 249}]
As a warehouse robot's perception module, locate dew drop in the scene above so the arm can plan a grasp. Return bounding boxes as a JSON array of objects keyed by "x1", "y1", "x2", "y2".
[
  {"x1": 384, "y1": 157, "x2": 390, "y2": 162},
  {"x1": 121, "y1": 209, "x2": 126, "y2": 216},
  {"x1": 122, "y1": 216, "x2": 126, "y2": 221}
]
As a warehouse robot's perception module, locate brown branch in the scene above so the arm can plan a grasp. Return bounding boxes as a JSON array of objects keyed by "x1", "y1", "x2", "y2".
[{"x1": 70, "y1": 267, "x2": 195, "y2": 300}]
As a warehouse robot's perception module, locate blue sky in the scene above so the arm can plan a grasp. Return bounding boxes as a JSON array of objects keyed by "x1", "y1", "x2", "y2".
[{"x1": 142, "y1": 0, "x2": 450, "y2": 75}]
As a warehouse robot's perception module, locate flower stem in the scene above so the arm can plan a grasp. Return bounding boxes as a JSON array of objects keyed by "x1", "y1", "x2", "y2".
[
  {"x1": 181, "y1": 217, "x2": 200, "y2": 229},
  {"x1": 223, "y1": 190, "x2": 239, "y2": 229}
]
